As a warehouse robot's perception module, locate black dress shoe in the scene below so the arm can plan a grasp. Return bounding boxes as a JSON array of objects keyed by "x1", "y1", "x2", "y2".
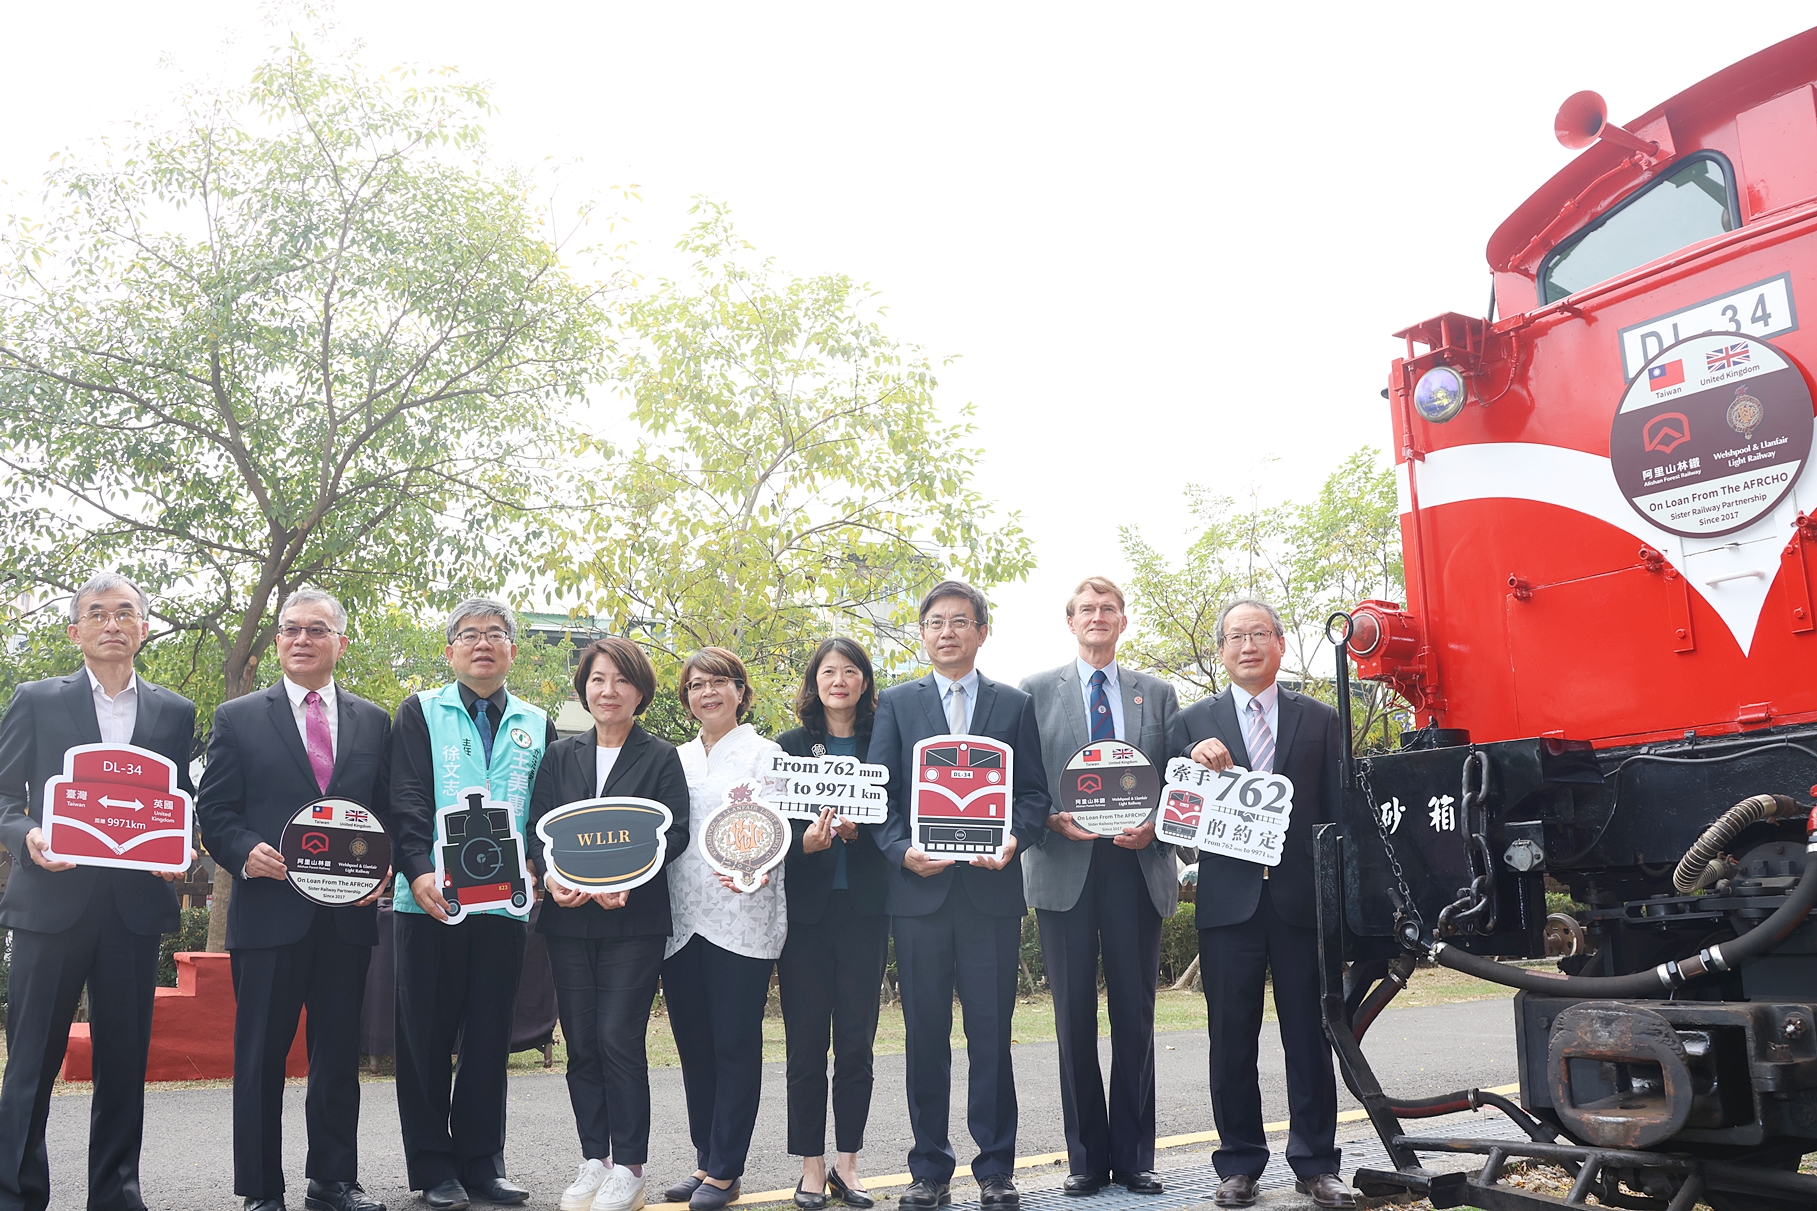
[
  {"x1": 825, "y1": 1170, "x2": 873, "y2": 1210},
  {"x1": 465, "y1": 1178, "x2": 528, "y2": 1206},
  {"x1": 979, "y1": 1178, "x2": 1019, "y2": 1210},
  {"x1": 245, "y1": 1198, "x2": 286, "y2": 1211},
  {"x1": 1113, "y1": 1172, "x2": 1163, "y2": 1195},
  {"x1": 1294, "y1": 1174, "x2": 1357, "y2": 1209},
  {"x1": 689, "y1": 1179, "x2": 739, "y2": 1211},
  {"x1": 896, "y1": 1179, "x2": 950, "y2": 1210},
  {"x1": 665, "y1": 1177, "x2": 704, "y2": 1204},
  {"x1": 307, "y1": 1181, "x2": 386, "y2": 1211},
  {"x1": 1212, "y1": 1174, "x2": 1257, "y2": 1208},
  {"x1": 1062, "y1": 1174, "x2": 1109, "y2": 1196},
  {"x1": 423, "y1": 1181, "x2": 469, "y2": 1211},
  {"x1": 794, "y1": 1178, "x2": 827, "y2": 1210}
]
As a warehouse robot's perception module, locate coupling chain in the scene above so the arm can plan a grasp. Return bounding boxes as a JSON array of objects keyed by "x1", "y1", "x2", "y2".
[
  {"x1": 1358, "y1": 757, "x2": 1425, "y2": 951},
  {"x1": 1436, "y1": 749, "x2": 1498, "y2": 937}
]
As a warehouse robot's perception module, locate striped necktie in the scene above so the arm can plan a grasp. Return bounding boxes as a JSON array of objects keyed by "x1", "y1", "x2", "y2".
[
  {"x1": 1244, "y1": 697, "x2": 1274, "y2": 774},
  {"x1": 947, "y1": 683, "x2": 967, "y2": 735},
  {"x1": 1088, "y1": 669, "x2": 1115, "y2": 741}
]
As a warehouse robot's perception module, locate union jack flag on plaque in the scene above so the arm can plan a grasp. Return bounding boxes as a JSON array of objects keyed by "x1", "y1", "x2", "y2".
[{"x1": 1706, "y1": 342, "x2": 1751, "y2": 372}]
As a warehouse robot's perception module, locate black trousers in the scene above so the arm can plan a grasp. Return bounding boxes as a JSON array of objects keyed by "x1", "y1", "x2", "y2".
[
  {"x1": 546, "y1": 933, "x2": 665, "y2": 1165},
  {"x1": 1197, "y1": 885, "x2": 1340, "y2": 1180},
  {"x1": 0, "y1": 882, "x2": 160, "y2": 1211},
  {"x1": 393, "y1": 911, "x2": 527, "y2": 1191},
  {"x1": 1035, "y1": 842, "x2": 1162, "y2": 1177},
  {"x1": 777, "y1": 895, "x2": 890, "y2": 1156},
  {"x1": 230, "y1": 907, "x2": 372, "y2": 1197},
  {"x1": 892, "y1": 886, "x2": 1019, "y2": 1183},
  {"x1": 661, "y1": 935, "x2": 773, "y2": 1181}
]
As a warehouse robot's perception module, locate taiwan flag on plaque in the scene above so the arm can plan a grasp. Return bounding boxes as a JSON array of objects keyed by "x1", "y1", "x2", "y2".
[
  {"x1": 41, "y1": 743, "x2": 194, "y2": 873},
  {"x1": 1648, "y1": 359, "x2": 1684, "y2": 393}
]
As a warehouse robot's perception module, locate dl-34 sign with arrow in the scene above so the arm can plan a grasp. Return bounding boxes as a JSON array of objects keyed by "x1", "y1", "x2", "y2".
[{"x1": 41, "y1": 743, "x2": 194, "y2": 873}]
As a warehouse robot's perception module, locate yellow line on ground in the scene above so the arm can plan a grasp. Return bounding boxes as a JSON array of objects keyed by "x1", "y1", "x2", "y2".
[{"x1": 736, "y1": 1083, "x2": 1523, "y2": 1204}]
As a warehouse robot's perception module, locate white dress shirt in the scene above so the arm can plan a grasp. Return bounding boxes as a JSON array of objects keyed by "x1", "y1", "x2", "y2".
[
  {"x1": 595, "y1": 745, "x2": 623, "y2": 795},
  {"x1": 1075, "y1": 657, "x2": 1125, "y2": 741},
  {"x1": 667, "y1": 724, "x2": 788, "y2": 960},
  {"x1": 282, "y1": 676, "x2": 339, "y2": 759},
  {"x1": 86, "y1": 668, "x2": 139, "y2": 745},
  {"x1": 1229, "y1": 680, "x2": 1280, "y2": 760},
  {"x1": 931, "y1": 668, "x2": 981, "y2": 733}
]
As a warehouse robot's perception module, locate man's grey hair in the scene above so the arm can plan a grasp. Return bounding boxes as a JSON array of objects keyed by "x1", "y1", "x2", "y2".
[
  {"x1": 278, "y1": 588, "x2": 348, "y2": 633},
  {"x1": 445, "y1": 597, "x2": 516, "y2": 644},
  {"x1": 69, "y1": 573, "x2": 150, "y2": 623},
  {"x1": 1214, "y1": 599, "x2": 1284, "y2": 647}
]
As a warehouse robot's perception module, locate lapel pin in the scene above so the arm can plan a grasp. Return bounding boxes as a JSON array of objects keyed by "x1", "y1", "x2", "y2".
[{"x1": 1133, "y1": 695, "x2": 1143, "y2": 705}]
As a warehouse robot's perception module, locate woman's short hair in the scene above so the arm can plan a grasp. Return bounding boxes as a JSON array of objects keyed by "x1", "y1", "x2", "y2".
[
  {"x1": 795, "y1": 637, "x2": 878, "y2": 735},
  {"x1": 572, "y1": 637, "x2": 657, "y2": 716},
  {"x1": 679, "y1": 647, "x2": 756, "y2": 720}
]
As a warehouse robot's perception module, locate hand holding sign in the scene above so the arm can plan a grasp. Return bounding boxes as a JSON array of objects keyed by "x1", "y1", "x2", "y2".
[{"x1": 1162, "y1": 758, "x2": 1294, "y2": 865}]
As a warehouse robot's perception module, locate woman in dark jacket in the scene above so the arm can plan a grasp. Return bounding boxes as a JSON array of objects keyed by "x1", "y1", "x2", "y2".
[
  {"x1": 775, "y1": 637, "x2": 891, "y2": 1210},
  {"x1": 529, "y1": 637, "x2": 690, "y2": 1211}
]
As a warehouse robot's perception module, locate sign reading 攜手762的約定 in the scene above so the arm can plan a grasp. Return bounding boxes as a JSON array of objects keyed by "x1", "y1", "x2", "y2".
[{"x1": 1162, "y1": 758, "x2": 1295, "y2": 866}]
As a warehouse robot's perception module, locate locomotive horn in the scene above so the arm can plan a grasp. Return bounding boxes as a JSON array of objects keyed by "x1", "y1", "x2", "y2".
[{"x1": 1554, "y1": 89, "x2": 1659, "y2": 158}]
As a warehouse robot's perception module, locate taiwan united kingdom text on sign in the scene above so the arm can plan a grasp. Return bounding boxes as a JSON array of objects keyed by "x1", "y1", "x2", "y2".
[
  {"x1": 911, "y1": 734, "x2": 1013, "y2": 861},
  {"x1": 1060, "y1": 741, "x2": 1161, "y2": 837},
  {"x1": 1162, "y1": 758, "x2": 1295, "y2": 866},
  {"x1": 760, "y1": 753, "x2": 889, "y2": 824},
  {"x1": 41, "y1": 743, "x2": 193, "y2": 873}
]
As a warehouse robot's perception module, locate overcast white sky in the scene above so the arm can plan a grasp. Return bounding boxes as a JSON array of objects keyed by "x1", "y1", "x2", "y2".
[{"x1": 2, "y1": 2, "x2": 1812, "y2": 683}]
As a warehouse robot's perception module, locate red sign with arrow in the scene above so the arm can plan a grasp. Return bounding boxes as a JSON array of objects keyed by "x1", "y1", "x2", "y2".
[{"x1": 41, "y1": 743, "x2": 193, "y2": 873}]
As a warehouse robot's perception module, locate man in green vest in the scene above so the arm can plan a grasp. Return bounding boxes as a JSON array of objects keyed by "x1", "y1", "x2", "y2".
[{"x1": 388, "y1": 599, "x2": 556, "y2": 1211}]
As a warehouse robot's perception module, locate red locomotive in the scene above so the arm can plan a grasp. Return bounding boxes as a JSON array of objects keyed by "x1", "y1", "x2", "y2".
[{"x1": 1327, "y1": 27, "x2": 1817, "y2": 1210}]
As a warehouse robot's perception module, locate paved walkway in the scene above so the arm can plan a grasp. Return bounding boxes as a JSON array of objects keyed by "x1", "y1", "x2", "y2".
[{"x1": 40, "y1": 999, "x2": 1519, "y2": 1210}]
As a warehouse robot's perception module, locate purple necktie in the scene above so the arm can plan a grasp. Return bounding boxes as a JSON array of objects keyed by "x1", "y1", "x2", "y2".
[{"x1": 304, "y1": 690, "x2": 334, "y2": 793}]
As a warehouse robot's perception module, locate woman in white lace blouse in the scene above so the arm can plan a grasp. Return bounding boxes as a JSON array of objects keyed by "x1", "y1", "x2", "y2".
[{"x1": 661, "y1": 648, "x2": 785, "y2": 1211}]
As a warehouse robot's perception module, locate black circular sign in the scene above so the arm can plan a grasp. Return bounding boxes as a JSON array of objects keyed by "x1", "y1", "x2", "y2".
[
  {"x1": 280, "y1": 797, "x2": 391, "y2": 907},
  {"x1": 1614, "y1": 332, "x2": 1812, "y2": 538},
  {"x1": 1060, "y1": 741, "x2": 1161, "y2": 838}
]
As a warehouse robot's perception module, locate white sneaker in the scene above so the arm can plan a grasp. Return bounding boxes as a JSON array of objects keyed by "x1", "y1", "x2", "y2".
[
  {"x1": 563, "y1": 1160, "x2": 611, "y2": 1211},
  {"x1": 593, "y1": 1165, "x2": 647, "y2": 1211}
]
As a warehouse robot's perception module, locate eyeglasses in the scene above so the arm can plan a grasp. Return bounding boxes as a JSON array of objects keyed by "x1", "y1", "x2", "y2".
[
  {"x1": 921, "y1": 617, "x2": 978, "y2": 633},
  {"x1": 1222, "y1": 629, "x2": 1281, "y2": 648},
  {"x1": 277, "y1": 623, "x2": 342, "y2": 641},
  {"x1": 452, "y1": 628, "x2": 512, "y2": 647},
  {"x1": 685, "y1": 676, "x2": 742, "y2": 695},
  {"x1": 78, "y1": 608, "x2": 142, "y2": 627}
]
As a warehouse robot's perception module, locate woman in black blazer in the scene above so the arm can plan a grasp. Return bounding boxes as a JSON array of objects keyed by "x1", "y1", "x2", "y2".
[
  {"x1": 528, "y1": 637, "x2": 690, "y2": 1211},
  {"x1": 775, "y1": 638, "x2": 891, "y2": 1210}
]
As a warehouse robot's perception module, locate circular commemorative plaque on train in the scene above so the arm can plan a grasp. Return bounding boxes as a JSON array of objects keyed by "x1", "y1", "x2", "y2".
[
  {"x1": 280, "y1": 797, "x2": 391, "y2": 907},
  {"x1": 1612, "y1": 332, "x2": 1812, "y2": 538}
]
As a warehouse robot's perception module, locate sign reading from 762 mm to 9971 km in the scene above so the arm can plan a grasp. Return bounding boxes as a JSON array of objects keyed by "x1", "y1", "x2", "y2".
[
  {"x1": 1162, "y1": 758, "x2": 1295, "y2": 866},
  {"x1": 760, "y1": 753, "x2": 889, "y2": 824}
]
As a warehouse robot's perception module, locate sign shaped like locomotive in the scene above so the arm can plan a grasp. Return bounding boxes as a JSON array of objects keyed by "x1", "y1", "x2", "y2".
[
  {"x1": 280, "y1": 797, "x2": 391, "y2": 907},
  {"x1": 536, "y1": 797, "x2": 674, "y2": 894},
  {"x1": 1059, "y1": 741, "x2": 1161, "y2": 837},
  {"x1": 40, "y1": 743, "x2": 193, "y2": 873},
  {"x1": 1612, "y1": 331, "x2": 1812, "y2": 538},
  {"x1": 911, "y1": 734, "x2": 1013, "y2": 860},
  {"x1": 1163, "y1": 757, "x2": 1294, "y2": 865},
  {"x1": 760, "y1": 752, "x2": 889, "y2": 824},
  {"x1": 432, "y1": 786, "x2": 534, "y2": 923},
  {"x1": 699, "y1": 780, "x2": 788, "y2": 891}
]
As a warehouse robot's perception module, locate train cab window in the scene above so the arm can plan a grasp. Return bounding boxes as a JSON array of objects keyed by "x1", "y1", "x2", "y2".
[{"x1": 1540, "y1": 155, "x2": 1737, "y2": 303}]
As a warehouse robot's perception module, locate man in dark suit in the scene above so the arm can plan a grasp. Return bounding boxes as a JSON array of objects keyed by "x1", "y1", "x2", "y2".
[
  {"x1": 1166, "y1": 600, "x2": 1354, "y2": 1210},
  {"x1": 0, "y1": 573, "x2": 197, "y2": 1211},
  {"x1": 197, "y1": 589, "x2": 393, "y2": 1211},
  {"x1": 871, "y1": 580, "x2": 1051, "y2": 1211},
  {"x1": 1020, "y1": 577, "x2": 1180, "y2": 1197}
]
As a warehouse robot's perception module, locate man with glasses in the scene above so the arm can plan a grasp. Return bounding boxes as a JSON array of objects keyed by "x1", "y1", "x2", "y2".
[
  {"x1": 0, "y1": 573, "x2": 197, "y2": 1211},
  {"x1": 1019, "y1": 577, "x2": 1180, "y2": 1197},
  {"x1": 1167, "y1": 601, "x2": 1353, "y2": 1210},
  {"x1": 871, "y1": 580, "x2": 1050, "y2": 1211},
  {"x1": 387, "y1": 599, "x2": 556, "y2": 1210},
  {"x1": 196, "y1": 588, "x2": 394, "y2": 1211}
]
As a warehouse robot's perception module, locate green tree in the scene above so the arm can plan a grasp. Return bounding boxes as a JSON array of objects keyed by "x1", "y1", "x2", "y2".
[
  {"x1": 1121, "y1": 448, "x2": 1407, "y2": 750},
  {"x1": 0, "y1": 35, "x2": 609, "y2": 944},
  {"x1": 552, "y1": 203, "x2": 1033, "y2": 733}
]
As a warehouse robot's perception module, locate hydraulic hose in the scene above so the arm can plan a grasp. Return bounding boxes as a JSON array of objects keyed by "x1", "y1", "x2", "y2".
[
  {"x1": 1673, "y1": 793, "x2": 1794, "y2": 893},
  {"x1": 1433, "y1": 816, "x2": 1817, "y2": 997}
]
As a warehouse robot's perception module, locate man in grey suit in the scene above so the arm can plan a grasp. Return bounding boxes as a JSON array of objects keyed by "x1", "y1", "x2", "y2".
[{"x1": 1020, "y1": 577, "x2": 1179, "y2": 1197}]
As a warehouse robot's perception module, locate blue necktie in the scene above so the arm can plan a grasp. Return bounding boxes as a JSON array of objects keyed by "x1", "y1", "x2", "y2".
[
  {"x1": 1089, "y1": 669, "x2": 1115, "y2": 741},
  {"x1": 475, "y1": 698, "x2": 495, "y2": 766}
]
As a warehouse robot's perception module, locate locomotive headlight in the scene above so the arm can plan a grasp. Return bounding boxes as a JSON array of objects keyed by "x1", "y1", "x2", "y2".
[{"x1": 1413, "y1": 364, "x2": 1469, "y2": 423}]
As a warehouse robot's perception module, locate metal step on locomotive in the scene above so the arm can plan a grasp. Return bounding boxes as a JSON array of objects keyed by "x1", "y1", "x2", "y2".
[{"x1": 1321, "y1": 26, "x2": 1817, "y2": 1211}]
